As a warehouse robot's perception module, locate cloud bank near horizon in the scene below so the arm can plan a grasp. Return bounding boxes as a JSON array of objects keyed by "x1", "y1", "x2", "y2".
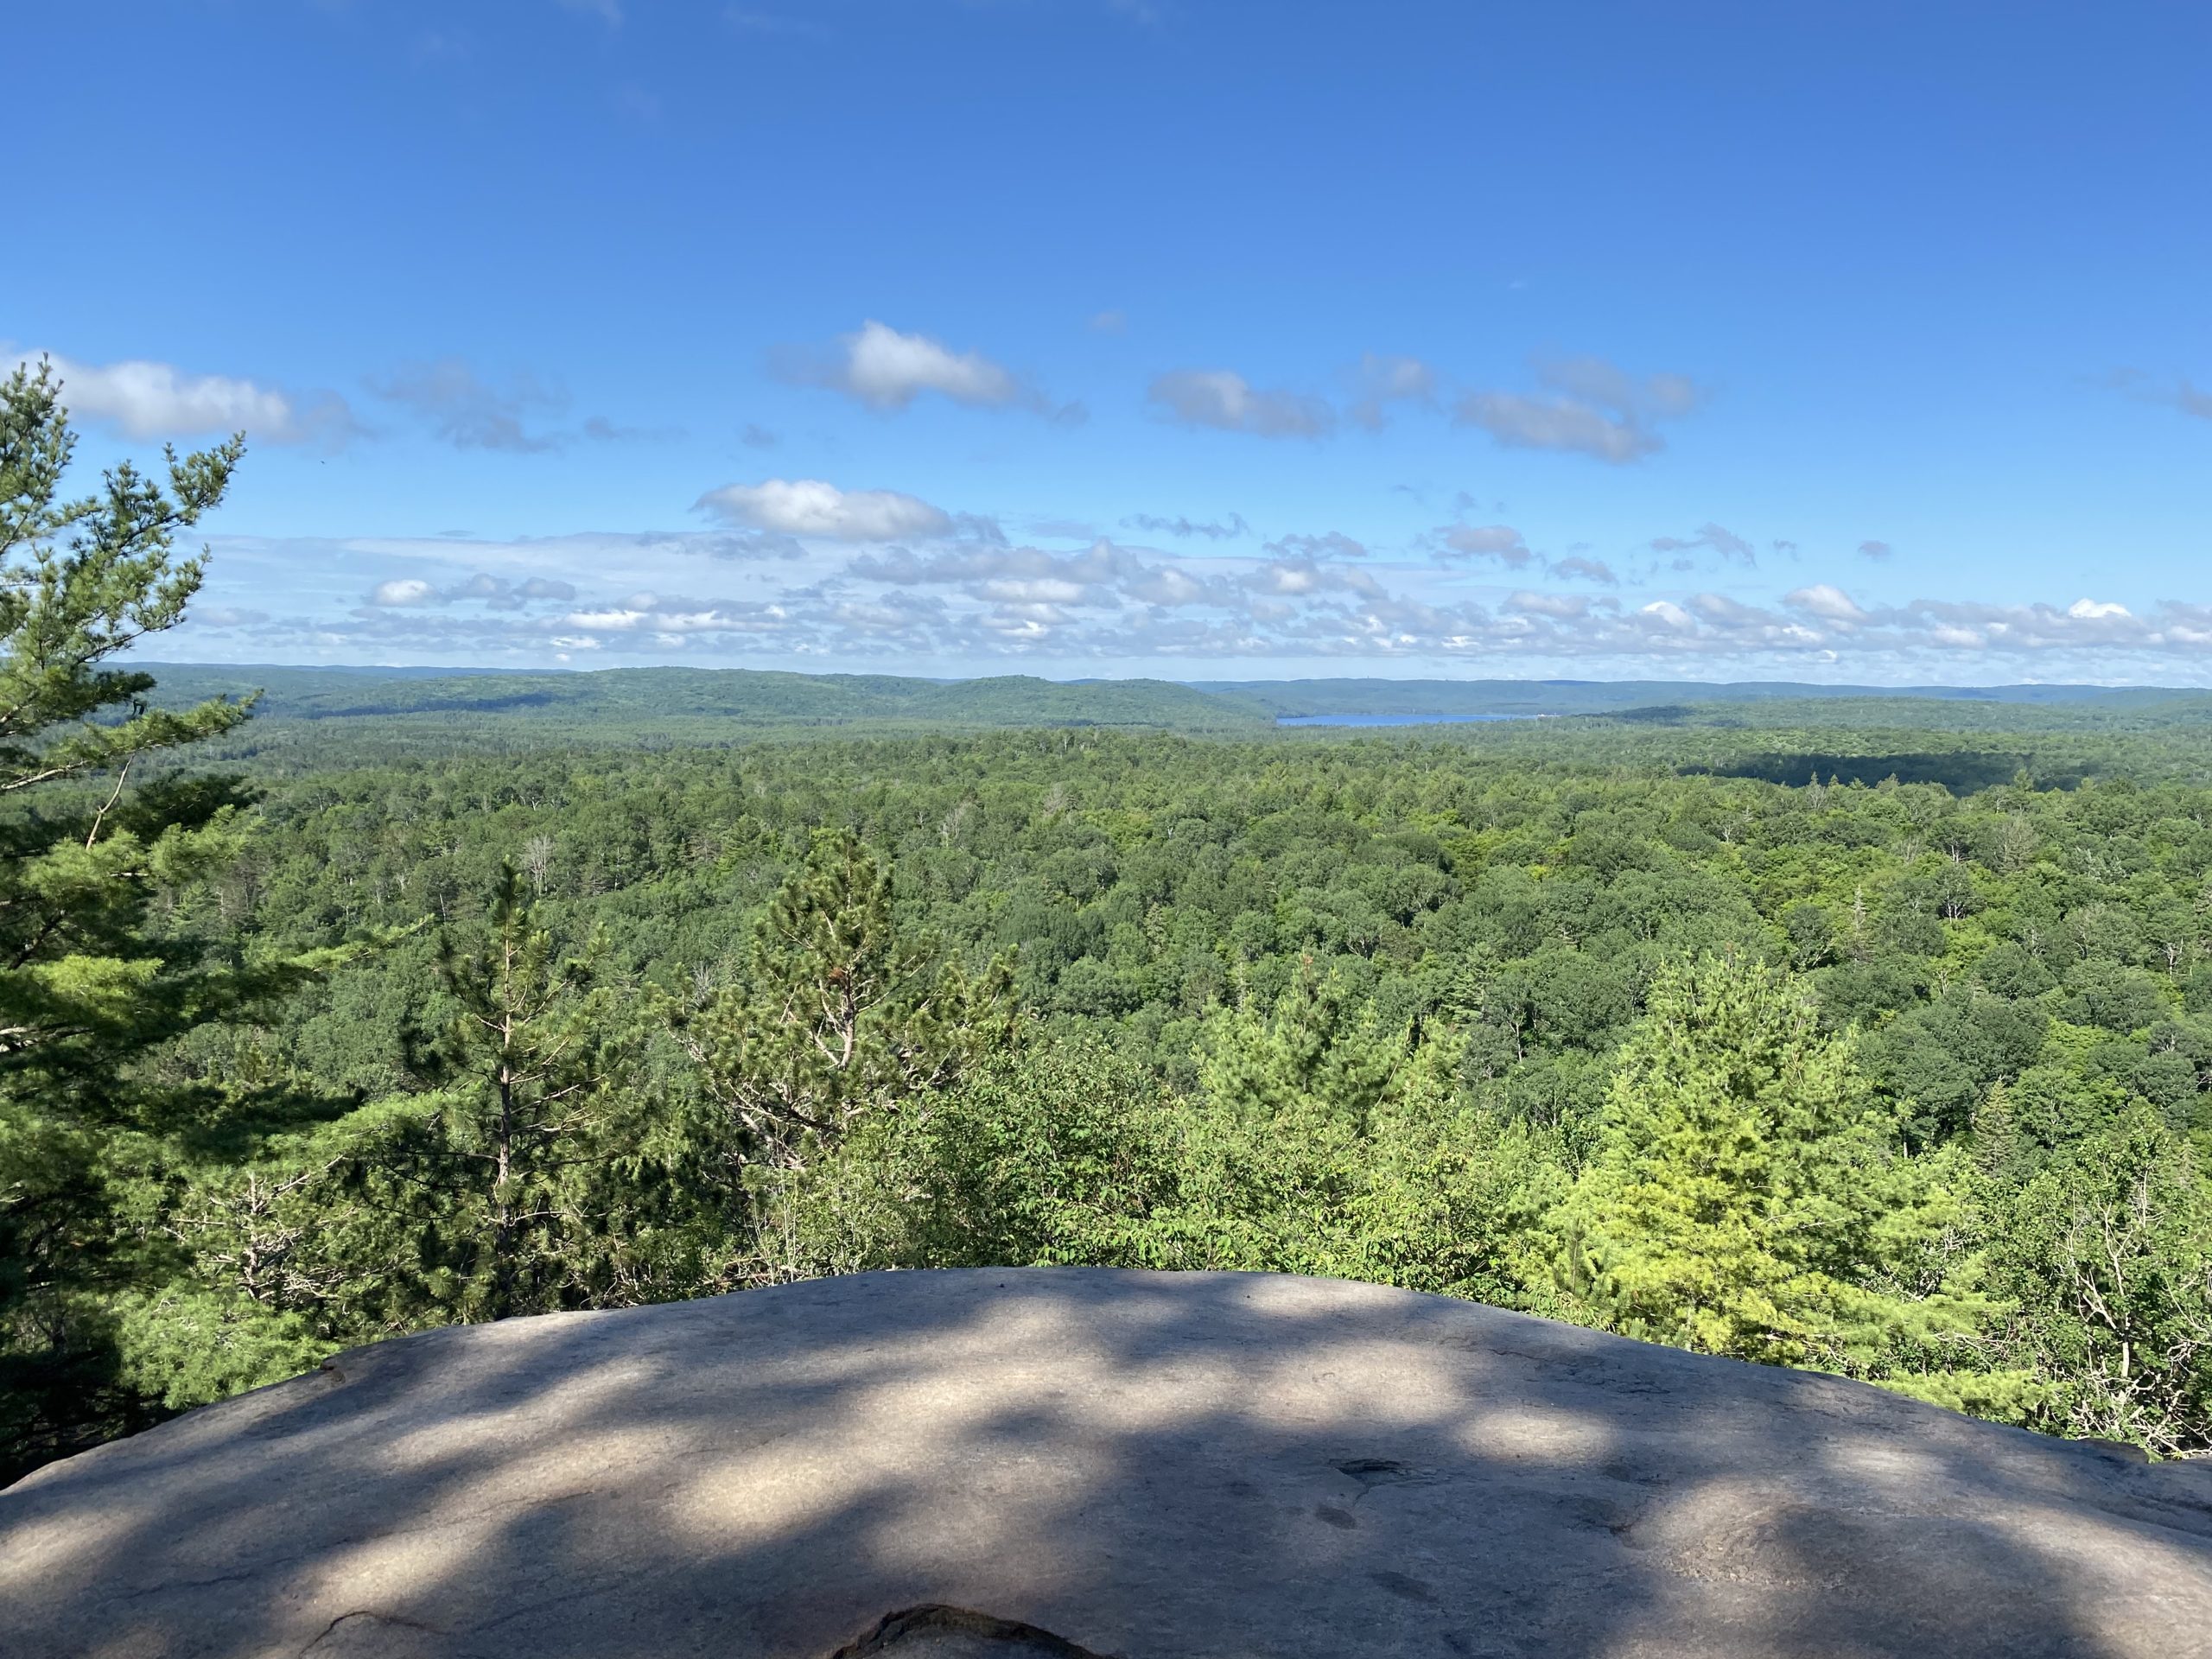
[
  {"x1": 23, "y1": 342, "x2": 2210, "y2": 684},
  {"x1": 166, "y1": 506, "x2": 2209, "y2": 684}
]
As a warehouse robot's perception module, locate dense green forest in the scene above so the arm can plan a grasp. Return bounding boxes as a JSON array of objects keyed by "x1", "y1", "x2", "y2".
[
  {"x1": 136, "y1": 658, "x2": 2212, "y2": 764},
  {"x1": 5, "y1": 369, "x2": 2210, "y2": 1479}
]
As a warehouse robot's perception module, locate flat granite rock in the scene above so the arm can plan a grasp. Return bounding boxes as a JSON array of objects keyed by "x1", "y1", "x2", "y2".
[{"x1": 4, "y1": 1270, "x2": 2211, "y2": 1658}]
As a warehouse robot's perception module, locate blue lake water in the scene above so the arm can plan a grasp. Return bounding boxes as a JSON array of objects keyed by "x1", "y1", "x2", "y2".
[{"x1": 1274, "y1": 713, "x2": 1541, "y2": 728}]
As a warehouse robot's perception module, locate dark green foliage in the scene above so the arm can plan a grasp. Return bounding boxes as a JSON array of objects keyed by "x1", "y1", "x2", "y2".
[
  {"x1": 785, "y1": 1034, "x2": 1185, "y2": 1274},
  {"x1": 357, "y1": 867, "x2": 648, "y2": 1321},
  {"x1": 669, "y1": 832, "x2": 1014, "y2": 1171},
  {"x1": 13, "y1": 633, "x2": 2212, "y2": 1479},
  {"x1": 0, "y1": 361, "x2": 328, "y2": 1476},
  {"x1": 1983, "y1": 1108, "x2": 2212, "y2": 1454}
]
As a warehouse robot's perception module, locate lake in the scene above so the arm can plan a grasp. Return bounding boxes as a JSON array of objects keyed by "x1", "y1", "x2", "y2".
[{"x1": 1274, "y1": 713, "x2": 1543, "y2": 727}]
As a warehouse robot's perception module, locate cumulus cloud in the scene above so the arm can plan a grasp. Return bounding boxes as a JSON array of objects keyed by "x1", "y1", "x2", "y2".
[
  {"x1": 1122, "y1": 512, "x2": 1250, "y2": 541},
  {"x1": 1147, "y1": 369, "x2": 1333, "y2": 438},
  {"x1": 1247, "y1": 556, "x2": 1382, "y2": 601},
  {"x1": 1784, "y1": 583, "x2": 1868, "y2": 625},
  {"x1": 1858, "y1": 539, "x2": 1894, "y2": 560},
  {"x1": 366, "y1": 573, "x2": 579, "y2": 609},
  {"x1": 1347, "y1": 353, "x2": 1437, "y2": 430},
  {"x1": 779, "y1": 320, "x2": 1077, "y2": 420},
  {"x1": 697, "y1": 478, "x2": 955, "y2": 542},
  {"x1": 19, "y1": 352, "x2": 354, "y2": 446},
  {"x1": 204, "y1": 518, "x2": 2212, "y2": 680},
  {"x1": 1435, "y1": 524, "x2": 1534, "y2": 567},
  {"x1": 740, "y1": 423, "x2": 779, "y2": 448},
  {"x1": 1454, "y1": 354, "x2": 1702, "y2": 463}
]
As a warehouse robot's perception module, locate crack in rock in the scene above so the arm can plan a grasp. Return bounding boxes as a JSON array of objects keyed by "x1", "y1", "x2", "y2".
[{"x1": 298, "y1": 1609, "x2": 444, "y2": 1655}]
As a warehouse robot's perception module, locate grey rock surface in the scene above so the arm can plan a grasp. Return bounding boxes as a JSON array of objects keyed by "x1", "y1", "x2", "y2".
[{"x1": 3, "y1": 1269, "x2": 2211, "y2": 1658}]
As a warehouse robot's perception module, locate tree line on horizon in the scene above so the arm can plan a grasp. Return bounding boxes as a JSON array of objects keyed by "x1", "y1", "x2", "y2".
[{"x1": 3, "y1": 362, "x2": 2209, "y2": 1483}]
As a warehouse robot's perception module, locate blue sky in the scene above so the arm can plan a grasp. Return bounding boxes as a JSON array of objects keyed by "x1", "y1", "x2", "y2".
[{"x1": 11, "y1": 1, "x2": 2211, "y2": 681}]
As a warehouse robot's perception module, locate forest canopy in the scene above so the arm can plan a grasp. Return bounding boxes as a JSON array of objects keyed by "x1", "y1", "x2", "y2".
[{"x1": 3, "y1": 376, "x2": 2209, "y2": 1479}]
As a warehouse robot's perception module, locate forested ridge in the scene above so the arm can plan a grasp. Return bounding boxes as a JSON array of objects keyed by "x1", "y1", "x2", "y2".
[{"x1": 5, "y1": 367, "x2": 2210, "y2": 1481}]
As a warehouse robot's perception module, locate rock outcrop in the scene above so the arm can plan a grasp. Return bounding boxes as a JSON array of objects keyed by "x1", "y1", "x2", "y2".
[{"x1": 3, "y1": 1269, "x2": 2210, "y2": 1657}]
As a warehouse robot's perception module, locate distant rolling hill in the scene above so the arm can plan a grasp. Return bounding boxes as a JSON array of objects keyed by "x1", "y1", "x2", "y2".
[
  {"x1": 123, "y1": 663, "x2": 2212, "y2": 773},
  {"x1": 133, "y1": 664, "x2": 1273, "y2": 745},
  {"x1": 1195, "y1": 676, "x2": 2202, "y2": 716}
]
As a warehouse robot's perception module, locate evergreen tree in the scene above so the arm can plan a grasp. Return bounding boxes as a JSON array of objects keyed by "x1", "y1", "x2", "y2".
[
  {"x1": 301, "y1": 867, "x2": 668, "y2": 1325},
  {"x1": 1550, "y1": 955, "x2": 1980, "y2": 1375},
  {"x1": 671, "y1": 830, "x2": 1013, "y2": 1171},
  {"x1": 1161, "y1": 963, "x2": 1398, "y2": 1271},
  {"x1": 1140, "y1": 964, "x2": 1566, "y2": 1294},
  {"x1": 0, "y1": 359, "x2": 283, "y2": 1471}
]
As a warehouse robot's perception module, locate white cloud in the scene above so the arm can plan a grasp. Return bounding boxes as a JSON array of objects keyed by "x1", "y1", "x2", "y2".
[
  {"x1": 1785, "y1": 583, "x2": 1868, "y2": 624},
  {"x1": 22, "y1": 352, "x2": 349, "y2": 445},
  {"x1": 697, "y1": 478, "x2": 955, "y2": 541},
  {"x1": 1147, "y1": 369, "x2": 1333, "y2": 438},
  {"x1": 1454, "y1": 354, "x2": 1702, "y2": 464},
  {"x1": 1436, "y1": 524, "x2": 1533, "y2": 567},
  {"x1": 204, "y1": 524, "x2": 2212, "y2": 682},
  {"x1": 1457, "y1": 391, "x2": 1657, "y2": 461},
  {"x1": 781, "y1": 320, "x2": 1074, "y2": 419},
  {"x1": 366, "y1": 573, "x2": 579, "y2": 609},
  {"x1": 841, "y1": 321, "x2": 1017, "y2": 409}
]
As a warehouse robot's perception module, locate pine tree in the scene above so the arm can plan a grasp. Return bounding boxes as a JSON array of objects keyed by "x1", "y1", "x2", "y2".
[
  {"x1": 1551, "y1": 955, "x2": 1979, "y2": 1374},
  {"x1": 0, "y1": 359, "x2": 283, "y2": 1470},
  {"x1": 671, "y1": 830, "x2": 1013, "y2": 1171},
  {"x1": 308, "y1": 867, "x2": 652, "y2": 1325}
]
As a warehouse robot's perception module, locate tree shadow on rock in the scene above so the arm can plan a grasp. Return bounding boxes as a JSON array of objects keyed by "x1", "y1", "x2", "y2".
[{"x1": 4, "y1": 1270, "x2": 2209, "y2": 1658}]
